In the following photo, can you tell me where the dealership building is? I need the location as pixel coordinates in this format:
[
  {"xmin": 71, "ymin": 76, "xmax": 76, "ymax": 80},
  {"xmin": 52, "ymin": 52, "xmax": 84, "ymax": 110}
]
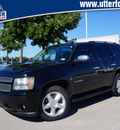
[{"xmin": 76, "ymin": 35, "xmax": 119, "ymax": 44}]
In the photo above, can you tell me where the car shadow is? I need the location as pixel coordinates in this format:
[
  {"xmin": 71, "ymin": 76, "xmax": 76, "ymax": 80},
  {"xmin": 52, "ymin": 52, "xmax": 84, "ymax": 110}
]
[
  {"xmin": 67, "ymin": 92, "xmax": 112, "ymax": 118},
  {"xmin": 7, "ymin": 92, "xmax": 113, "ymax": 122}
]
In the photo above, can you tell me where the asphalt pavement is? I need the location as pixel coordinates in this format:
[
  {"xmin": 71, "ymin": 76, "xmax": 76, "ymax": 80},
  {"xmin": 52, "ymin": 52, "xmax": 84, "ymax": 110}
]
[{"xmin": 0, "ymin": 92, "xmax": 120, "ymax": 130}]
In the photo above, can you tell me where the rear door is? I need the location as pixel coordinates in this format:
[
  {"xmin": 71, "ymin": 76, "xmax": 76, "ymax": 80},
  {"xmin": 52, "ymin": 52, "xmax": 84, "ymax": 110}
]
[{"xmin": 93, "ymin": 43, "xmax": 115, "ymax": 87}]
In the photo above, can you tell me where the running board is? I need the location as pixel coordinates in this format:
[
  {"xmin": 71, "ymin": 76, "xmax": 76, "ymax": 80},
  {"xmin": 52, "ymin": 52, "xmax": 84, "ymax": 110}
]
[{"xmin": 72, "ymin": 88, "xmax": 111, "ymax": 103}]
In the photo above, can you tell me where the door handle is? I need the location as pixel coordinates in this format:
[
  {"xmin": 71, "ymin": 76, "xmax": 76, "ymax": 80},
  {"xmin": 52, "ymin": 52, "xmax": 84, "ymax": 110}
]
[
  {"xmin": 110, "ymin": 63, "xmax": 116, "ymax": 68},
  {"xmin": 93, "ymin": 66, "xmax": 100, "ymax": 70},
  {"xmin": 111, "ymin": 63, "xmax": 116, "ymax": 67}
]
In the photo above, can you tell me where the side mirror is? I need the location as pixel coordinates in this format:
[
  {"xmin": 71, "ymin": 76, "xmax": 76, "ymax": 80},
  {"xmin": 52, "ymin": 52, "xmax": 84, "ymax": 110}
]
[{"xmin": 74, "ymin": 55, "xmax": 90, "ymax": 63}]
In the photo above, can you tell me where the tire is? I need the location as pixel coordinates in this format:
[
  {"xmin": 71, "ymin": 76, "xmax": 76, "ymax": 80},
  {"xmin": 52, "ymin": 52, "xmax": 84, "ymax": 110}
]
[
  {"xmin": 40, "ymin": 85, "xmax": 70, "ymax": 121},
  {"xmin": 112, "ymin": 73, "xmax": 120, "ymax": 96}
]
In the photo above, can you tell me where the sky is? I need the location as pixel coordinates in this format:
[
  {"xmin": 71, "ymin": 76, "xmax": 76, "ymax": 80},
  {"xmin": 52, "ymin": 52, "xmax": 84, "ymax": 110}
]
[{"xmin": 1, "ymin": 10, "xmax": 120, "ymax": 58}]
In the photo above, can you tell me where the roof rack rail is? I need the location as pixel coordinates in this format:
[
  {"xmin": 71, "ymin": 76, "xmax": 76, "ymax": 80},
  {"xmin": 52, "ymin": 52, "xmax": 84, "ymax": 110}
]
[
  {"xmin": 89, "ymin": 41, "xmax": 95, "ymax": 43},
  {"xmin": 89, "ymin": 41, "xmax": 117, "ymax": 44}
]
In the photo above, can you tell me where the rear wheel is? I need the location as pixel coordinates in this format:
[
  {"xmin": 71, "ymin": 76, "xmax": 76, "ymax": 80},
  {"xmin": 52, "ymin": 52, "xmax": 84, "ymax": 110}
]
[
  {"xmin": 112, "ymin": 73, "xmax": 120, "ymax": 96},
  {"xmin": 40, "ymin": 85, "xmax": 70, "ymax": 121}
]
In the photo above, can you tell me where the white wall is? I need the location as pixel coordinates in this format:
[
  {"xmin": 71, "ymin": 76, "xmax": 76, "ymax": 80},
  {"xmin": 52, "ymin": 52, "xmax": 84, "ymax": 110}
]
[{"xmin": 76, "ymin": 35, "xmax": 119, "ymax": 44}]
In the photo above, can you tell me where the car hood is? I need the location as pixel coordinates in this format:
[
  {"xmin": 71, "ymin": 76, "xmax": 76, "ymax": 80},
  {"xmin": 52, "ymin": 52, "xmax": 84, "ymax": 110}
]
[{"xmin": 0, "ymin": 61, "xmax": 59, "ymax": 77}]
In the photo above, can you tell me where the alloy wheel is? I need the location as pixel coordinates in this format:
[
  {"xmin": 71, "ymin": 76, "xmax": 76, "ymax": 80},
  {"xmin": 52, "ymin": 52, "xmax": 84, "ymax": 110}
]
[{"xmin": 42, "ymin": 92, "xmax": 66, "ymax": 117}]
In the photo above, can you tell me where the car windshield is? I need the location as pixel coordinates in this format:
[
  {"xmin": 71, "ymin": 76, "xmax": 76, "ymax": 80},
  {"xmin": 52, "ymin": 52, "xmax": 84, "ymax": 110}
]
[{"xmin": 32, "ymin": 44, "xmax": 74, "ymax": 62}]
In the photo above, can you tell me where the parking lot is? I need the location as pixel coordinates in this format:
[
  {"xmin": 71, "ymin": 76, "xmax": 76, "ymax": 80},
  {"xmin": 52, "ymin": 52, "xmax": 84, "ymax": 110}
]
[{"xmin": 0, "ymin": 93, "xmax": 120, "ymax": 130}]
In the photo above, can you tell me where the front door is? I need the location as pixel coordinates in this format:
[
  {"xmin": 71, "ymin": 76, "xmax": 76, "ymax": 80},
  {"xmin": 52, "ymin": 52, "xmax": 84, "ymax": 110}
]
[{"xmin": 71, "ymin": 44, "xmax": 104, "ymax": 95}]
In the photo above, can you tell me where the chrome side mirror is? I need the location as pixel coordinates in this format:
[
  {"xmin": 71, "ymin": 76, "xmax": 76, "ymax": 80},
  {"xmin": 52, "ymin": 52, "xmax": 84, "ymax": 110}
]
[{"xmin": 74, "ymin": 55, "xmax": 90, "ymax": 63}]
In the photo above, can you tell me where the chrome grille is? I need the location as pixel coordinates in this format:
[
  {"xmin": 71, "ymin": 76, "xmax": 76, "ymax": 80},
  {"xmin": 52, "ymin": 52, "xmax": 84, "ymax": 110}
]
[
  {"xmin": 0, "ymin": 84, "xmax": 11, "ymax": 92},
  {"xmin": 0, "ymin": 77, "xmax": 13, "ymax": 83},
  {"xmin": 0, "ymin": 77, "xmax": 13, "ymax": 92}
]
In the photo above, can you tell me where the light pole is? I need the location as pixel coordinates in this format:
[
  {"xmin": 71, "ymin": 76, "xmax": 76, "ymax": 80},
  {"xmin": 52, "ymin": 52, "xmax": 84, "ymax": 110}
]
[
  {"xmin": 28, "ymin": 50, "xmax": 31, "ymax": 61},
  {"xmin": 0, "ymin": 46, "xmax": 3, "ymax": 62},
  {"xmin": 0, "ymin": 27, "xmax": 3, "ymax": 62},
  {"xmin": 85, "ymin": 11, "xmax": 88, "ymax": 39},
  {"xmin": 11, "ymin": 53, "xmax": 13, "ymax": 63}
]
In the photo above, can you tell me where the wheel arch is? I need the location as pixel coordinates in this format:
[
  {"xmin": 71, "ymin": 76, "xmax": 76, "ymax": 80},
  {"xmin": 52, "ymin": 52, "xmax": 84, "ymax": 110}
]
[
  {"xmin": 40, "ymin": 78, "xmax": 72, "ymax": 96},
  {"xmin": 115, "ymin": 68, "xmax": 120, "ymax": 76},
  {"xmin": 112, "ymin": 68, "xmax": 120, "ymax": 85}
]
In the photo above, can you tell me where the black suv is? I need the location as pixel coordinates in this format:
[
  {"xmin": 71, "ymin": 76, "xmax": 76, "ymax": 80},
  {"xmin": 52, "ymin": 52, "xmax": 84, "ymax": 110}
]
[{"xmin": 0, "ymin": 41, "xmax": 120, "ymax": 121}]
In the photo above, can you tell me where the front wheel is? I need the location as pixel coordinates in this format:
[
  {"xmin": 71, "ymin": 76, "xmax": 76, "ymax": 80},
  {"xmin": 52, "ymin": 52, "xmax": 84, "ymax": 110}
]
[
  {"xmin": 112, "ymin": 73, "xmax": 120, "ymax": 96},
  {"xmin": 40, "ymin": 85, "xmax": 70, "ymax": 121}
]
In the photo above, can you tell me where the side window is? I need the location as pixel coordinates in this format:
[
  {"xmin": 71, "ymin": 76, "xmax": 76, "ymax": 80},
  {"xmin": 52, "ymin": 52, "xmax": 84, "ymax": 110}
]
[
  {"xmin": 94, "ymin": 44, "xmax": 111, "ymax": 61},
  {"xmin": 76, "ymin": 45, "xmax": 96, "ymax": 61},
  {"xmin": 109, "ymin": 44, "xmax": 120, "ymax": 58}
]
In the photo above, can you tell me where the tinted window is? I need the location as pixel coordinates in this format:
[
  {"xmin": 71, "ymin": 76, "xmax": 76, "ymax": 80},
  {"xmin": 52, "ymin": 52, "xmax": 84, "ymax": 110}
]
[
  {"xmin": 94, "ymin": 44, "xmax": 111, "ymax": 61},
  {"xmin": 33, "ymin": 44, "xmax": 74, "ymax": 62},
  {"xmin": 109, "ymin": 44, "xmax": 120, "ymax": 58},
  {"xmin": 76, "ymin": 44, "xmax": 96, "ymax": 61}
]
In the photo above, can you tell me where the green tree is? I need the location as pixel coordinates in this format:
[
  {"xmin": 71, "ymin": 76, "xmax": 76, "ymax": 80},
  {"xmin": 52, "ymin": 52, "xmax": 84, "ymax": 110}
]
[
  {"xmin": 27, "ymin": 12, "xmax": 82, "ymax": 49},
  {"xmin": 1, "ymin": 12, "xmax": 81, "ymax": 63},
  {"xmin": 0, "ymin": 27, "xmax": 18, "ymax": 64},
  {"xmin": 3, "ymin": 19, "xmax": 28, "ymax": 63}
]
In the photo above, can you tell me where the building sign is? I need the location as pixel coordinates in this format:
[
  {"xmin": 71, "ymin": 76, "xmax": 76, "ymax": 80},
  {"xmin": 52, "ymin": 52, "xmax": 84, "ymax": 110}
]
[{"xmin": 0, "ymin": 5, "xmax": 6, "ymax": 20}]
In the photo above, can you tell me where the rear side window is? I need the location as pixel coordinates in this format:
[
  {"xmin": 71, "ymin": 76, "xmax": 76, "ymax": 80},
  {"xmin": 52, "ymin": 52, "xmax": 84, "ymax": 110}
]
[
  {"xmin": 109, "ymin": 44, "xmax": 120, "ymax": 58},
  {"xmin": 94, "ymin": 44, "xmax": 111, "ymax": 61},
  {"xmin": 76, "ymin": 44, "xmax": 96, "ymax": 61}
]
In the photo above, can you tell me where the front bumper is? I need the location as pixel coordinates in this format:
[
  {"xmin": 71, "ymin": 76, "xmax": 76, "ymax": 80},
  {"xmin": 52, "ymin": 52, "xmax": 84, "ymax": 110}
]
[{"xmin": 0, "ymin": 90, "xmax": 40, "ymax": 117}]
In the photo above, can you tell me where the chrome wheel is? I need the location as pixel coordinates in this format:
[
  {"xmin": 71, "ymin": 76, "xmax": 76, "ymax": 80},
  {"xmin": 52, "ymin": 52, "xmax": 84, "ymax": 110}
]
[
  {"xmin": 116, "ymin": 78, "xmax": 120, "ymax": 93},
  {"xmin": 42, "ymin": 92, "xmax": 66, "ymax": 117}
]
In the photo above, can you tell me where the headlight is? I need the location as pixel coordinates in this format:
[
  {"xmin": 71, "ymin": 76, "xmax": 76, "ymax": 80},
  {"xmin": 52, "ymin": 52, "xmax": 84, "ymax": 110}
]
[{"xmin": 13, "ymin": 77, "xmax": 34, "ymax": 90}]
